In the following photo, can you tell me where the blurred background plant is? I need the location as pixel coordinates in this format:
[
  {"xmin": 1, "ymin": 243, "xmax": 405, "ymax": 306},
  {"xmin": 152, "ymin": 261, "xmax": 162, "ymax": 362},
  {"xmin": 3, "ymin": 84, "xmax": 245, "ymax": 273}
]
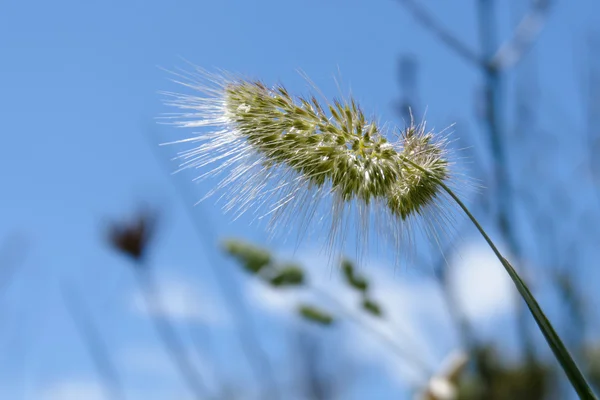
[{"xmin": 1, "ymin": 0, "xmax": 599, "ymax": 399}]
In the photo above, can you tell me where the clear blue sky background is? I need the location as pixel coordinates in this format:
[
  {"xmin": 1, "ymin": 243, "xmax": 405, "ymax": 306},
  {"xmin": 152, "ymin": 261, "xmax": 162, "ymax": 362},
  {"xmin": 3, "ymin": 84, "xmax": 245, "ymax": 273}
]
[{"xmin": 1, "ymin": 0, "xmax": 599, "ymax": 399}]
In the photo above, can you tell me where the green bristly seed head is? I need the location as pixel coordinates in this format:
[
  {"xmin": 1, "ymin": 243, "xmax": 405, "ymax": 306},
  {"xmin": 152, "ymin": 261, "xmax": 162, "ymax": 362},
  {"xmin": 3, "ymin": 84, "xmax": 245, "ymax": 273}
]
[
  {"xmin": 162, "ymin": 69, "xmax": 457, "ymax": 257},
  {"xmin": 388, "ymin": 126, "xmax": 449, "ymax": 219},
  {"xmin": 223, "ymin": 80, "xmax": 448, "ymax": 219}
]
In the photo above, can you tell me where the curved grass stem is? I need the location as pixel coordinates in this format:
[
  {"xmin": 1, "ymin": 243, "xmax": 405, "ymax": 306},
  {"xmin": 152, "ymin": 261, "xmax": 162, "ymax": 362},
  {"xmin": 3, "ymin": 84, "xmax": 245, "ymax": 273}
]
[
  {"xmin": 439, "ymin": 182, "xmax": 597, "ymax": 399},
  {"xmin": 398, "ymin": 154, "xmax": 597, "ymax": 399}
]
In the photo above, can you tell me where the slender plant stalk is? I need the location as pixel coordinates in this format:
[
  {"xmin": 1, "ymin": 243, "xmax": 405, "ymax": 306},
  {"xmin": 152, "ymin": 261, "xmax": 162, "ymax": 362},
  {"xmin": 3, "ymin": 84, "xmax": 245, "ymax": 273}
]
[
  {"xmin": 135, "ymin": 269, "xmax": 210, "ymax": 400},
  {"xmin": 443, "ymin": 182, "xmax": 596, "ymax": 399},
  {"xmin": 61, "ymin": 283, "xmax": 126, "ymax": 400},
  {"xmin": 309, "ymin": 285, "xmax": 434, "ymax": 379},
  {"xmin": 147, "ymin": 128, "xmax": 282, "ymax": 400},
  {"xmin": 0, "ymin": 233, "xmax": 28, "ymax": 299},
  {"xmin": 398, "ymin": 154, "xmax": 597, "ymax": 399},
  {"xmin": 148, "ymin": 130, "xmax": 282, "ymax": 400},
  {"xmin": 478, "ymin": 0, "xmax": 537, "ymax": 364},
  {"xmin": 427, "ymin": 224, "xmax": 480, "ymax": 353}
]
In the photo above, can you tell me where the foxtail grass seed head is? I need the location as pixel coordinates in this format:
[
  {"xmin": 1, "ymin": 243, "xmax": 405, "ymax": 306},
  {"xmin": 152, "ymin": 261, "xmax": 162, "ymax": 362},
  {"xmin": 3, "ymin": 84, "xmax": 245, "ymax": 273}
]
[{"xmin": 161, "ymin": 67, "xmax": 460, "ymax": 259}]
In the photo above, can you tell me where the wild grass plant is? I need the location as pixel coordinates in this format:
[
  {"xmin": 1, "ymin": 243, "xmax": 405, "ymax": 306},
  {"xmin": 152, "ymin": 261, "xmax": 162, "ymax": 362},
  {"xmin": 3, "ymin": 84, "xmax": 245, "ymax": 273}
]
[{"xmin": 162, "ymin": 68, "xmax": 597, "ymax": 399}]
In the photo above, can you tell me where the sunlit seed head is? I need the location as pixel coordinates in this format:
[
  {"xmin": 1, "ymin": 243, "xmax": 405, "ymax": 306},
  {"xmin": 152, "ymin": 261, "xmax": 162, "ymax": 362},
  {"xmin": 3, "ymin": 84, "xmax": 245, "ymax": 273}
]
[
  {"xmin": 161, "ymin": 67, "xmax": 458, "ymax": 259},
  {"xmin": 221, "ymin": 79, "xmax": 401, "ymax": 203},
  {"xmin": 387, "ymin": 121, "xmax": 450, "ymax": 220}
]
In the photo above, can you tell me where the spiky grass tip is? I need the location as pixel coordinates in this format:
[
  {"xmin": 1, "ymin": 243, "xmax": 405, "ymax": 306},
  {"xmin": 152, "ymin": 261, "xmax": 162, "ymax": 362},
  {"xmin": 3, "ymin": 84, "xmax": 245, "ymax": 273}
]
[{"xmin": 161, "ymin": 67, "xmax": 458, "ymax": 258}]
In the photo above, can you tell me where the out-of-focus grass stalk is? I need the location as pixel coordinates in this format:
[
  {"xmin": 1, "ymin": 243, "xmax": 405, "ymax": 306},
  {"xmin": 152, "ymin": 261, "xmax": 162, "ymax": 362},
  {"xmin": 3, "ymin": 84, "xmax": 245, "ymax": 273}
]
[
  {"xmin": 61, "ymin": 282, "xmax": 126, "ymax": 400},
  {"xmin": 308, "ymin": 284, "xmax": 434, "ymax": 379},
  {"xmin": 134, "ymin": 268, "xmax": 211, "ymax": 400}
]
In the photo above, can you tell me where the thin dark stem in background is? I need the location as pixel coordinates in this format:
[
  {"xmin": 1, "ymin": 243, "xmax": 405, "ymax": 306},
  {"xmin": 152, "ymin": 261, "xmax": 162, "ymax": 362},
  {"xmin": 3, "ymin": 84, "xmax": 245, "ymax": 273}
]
[
  {"xmin": 173, "ymin": 202, "xmax": 281, "ymax": 400},
  {"xmin": 478, "ymin": 0, "xmax": 537, "ymax": 364},
  {"xmin": 135, "ymin": 268, "xmax": 210, "ymax": 400},
  {"xmin": 432, "ymin": 243, "xmax": 478, "ymax": 355},
  {"xmin": 411, "ymin": 221, "xmax": 479, "ymax": 357},
  {"xmin": 395, "ymin": 0, "xmax": 552, "ymax": 363},
  {"xmin": 294, "ymin": 333, "xmax": 333, "ymax": 400},
  {"xmin": 187, "ymin": 324, "xmax": 230, "ymax": 397},
  {"xmin": 308, "ymin": 284, "xmax": 434, "ymax": 379},
  {"xmin": 394, "ymin": 0, "xmax": 482, "ymax": 66},
  {"xmin": 61, "ymin": 282, "xmax": 126, "ymax": 400},
  {"xmin": 0, "ymin": 233, "xmax": 28, "ymax": 298},
  {"xmin": 146, "ymin": 130, "xmax": 281, "ymax": 400},
  {"xmin": 583, "ymin": 36, "xmax": 600, "ymax": 211},
  {"xmin": 286, "ymin": 327, "xmax": 356, "ymax": 400}
]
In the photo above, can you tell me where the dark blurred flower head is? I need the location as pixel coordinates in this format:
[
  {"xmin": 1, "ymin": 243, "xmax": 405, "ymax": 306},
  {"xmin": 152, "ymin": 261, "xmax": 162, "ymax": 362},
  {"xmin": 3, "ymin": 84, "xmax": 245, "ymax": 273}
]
[{"xmin": 107, "ymin": 208, "xmax": 158, "ymax": 263}]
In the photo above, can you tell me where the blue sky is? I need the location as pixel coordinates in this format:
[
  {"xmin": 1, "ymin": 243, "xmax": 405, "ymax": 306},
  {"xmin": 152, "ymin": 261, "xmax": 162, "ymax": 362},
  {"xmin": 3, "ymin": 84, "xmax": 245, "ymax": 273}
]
[{"xmin": 1, "ymin": 0, "xmax": 599, "ymax": 399}]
